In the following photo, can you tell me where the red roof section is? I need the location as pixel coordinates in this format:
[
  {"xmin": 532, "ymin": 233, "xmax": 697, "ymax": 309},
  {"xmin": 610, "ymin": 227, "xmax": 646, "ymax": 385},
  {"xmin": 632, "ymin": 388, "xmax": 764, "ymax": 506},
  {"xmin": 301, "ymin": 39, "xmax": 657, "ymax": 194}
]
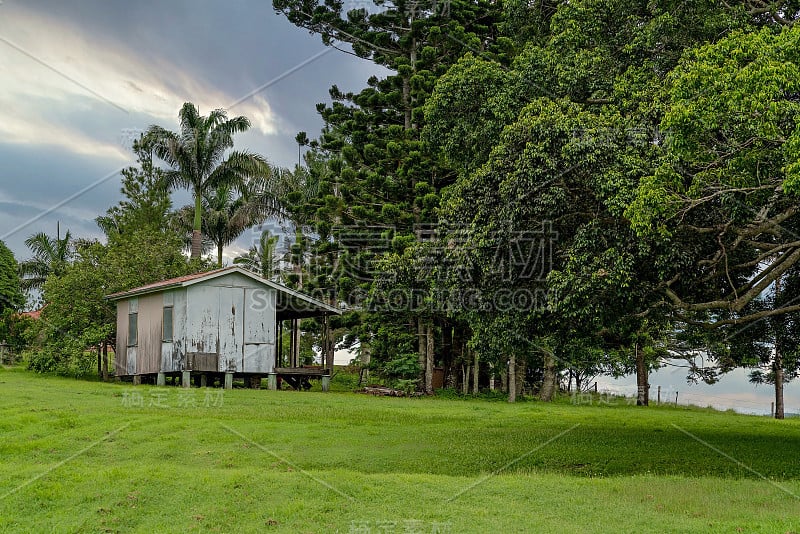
[
  {"xmin": 106, "ymin": 268, "xmax": 228, "ymax": 299},
  {"xmin": 19, "ymin": 309, "xmax": 42, "ymax": 320}
]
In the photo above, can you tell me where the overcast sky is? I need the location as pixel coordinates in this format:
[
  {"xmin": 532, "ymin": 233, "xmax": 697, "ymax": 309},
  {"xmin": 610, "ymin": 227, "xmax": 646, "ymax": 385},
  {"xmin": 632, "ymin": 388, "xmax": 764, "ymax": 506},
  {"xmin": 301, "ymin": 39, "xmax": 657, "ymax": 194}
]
[{"xmin": 0, "ymin": 0, "xmax": 382, "ymax": 262}]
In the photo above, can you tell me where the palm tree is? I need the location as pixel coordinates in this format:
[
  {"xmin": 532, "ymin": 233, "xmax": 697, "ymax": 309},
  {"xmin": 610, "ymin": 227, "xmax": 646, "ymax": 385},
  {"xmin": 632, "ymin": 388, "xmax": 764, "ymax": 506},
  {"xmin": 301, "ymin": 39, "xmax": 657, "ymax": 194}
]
[
  {"xmin": 19, "ymin": 230, "xmax": 73, "ymax": 292},
  {"xmin": 145, "ymin": 102, "xmax": 270, "ymax": 260},
  {"xmin": 176, "ymin": 185, "xmax": 256, "ymax": 268},
  {"xmin": 234, "ymin": 229, "xmax": 281, "ymax": 281}
]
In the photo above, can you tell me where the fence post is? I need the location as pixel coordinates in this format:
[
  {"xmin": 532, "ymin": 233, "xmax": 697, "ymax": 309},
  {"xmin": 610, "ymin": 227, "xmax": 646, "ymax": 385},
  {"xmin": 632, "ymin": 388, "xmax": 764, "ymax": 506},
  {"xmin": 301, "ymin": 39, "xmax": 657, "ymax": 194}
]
[
  {"xmin": 594, "ymin": 382, "xmax": 598, "ymax": 394},
  {"xmin": 675, "ymin": 391, "xmax": 679, "ymax": 405},
  {"xmin": 771, "ymin": 402, "xmax": 775, "ymax": 417},
  {"xmin": 657, "ymin": 386, "xmax": 661, "ymax": 405}
]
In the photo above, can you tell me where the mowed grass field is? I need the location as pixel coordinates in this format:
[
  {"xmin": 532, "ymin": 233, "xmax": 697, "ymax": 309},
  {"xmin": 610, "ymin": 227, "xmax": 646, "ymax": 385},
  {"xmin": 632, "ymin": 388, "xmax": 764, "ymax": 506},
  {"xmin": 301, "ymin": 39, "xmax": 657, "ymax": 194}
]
[{"xmin": 1, "ymin": 367, "xmax": 799, "ymax": 533}]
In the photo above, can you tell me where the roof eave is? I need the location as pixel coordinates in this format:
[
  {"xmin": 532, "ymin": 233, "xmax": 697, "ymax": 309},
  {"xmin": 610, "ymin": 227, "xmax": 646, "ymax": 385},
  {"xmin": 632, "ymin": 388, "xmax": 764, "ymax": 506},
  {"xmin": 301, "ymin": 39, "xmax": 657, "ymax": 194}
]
[{"xmin": 105, "ymin": 281, "xmax": 184, "ymax": 301}]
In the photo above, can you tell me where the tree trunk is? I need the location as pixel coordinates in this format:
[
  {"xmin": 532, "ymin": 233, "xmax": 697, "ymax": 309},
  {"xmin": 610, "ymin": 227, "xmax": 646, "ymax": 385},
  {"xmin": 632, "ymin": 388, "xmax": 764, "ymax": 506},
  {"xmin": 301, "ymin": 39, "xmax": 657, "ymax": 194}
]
[
  {"xmin": 462, "ymin": 365, "xmax": 469, "ymax": 395},
  {"xmin": 360, "ymin": 343, "xmax": 370, "ymax": 385},
  {"xmin": 324, "ymin": 314, "xmax": 334, "ymax": 371},
  {"xmin": 291, "ymin": 318, "xmax": 300, "ymax": 367},
  {"xmin": 774, "ymin": 274, "xmax": 785, "ymax": 419},
  {"xmin": 508, "ymin": 354, "xmax": 516, "ymax": 403},
  {"xmin": 97, "ymin": 345, "xmax": 102, "ymax": 377},
  {"xmin": 515, "ymin": 357, "xmax": 526, "ymax": 398},
  {"xmin": 217, "ymin": 243, "xmax": 224, "ymax": 268},
  {"xmin": 774, "ymin": 355, "xmax": 785, "ymax": 420},
  {"xmin": 635, "ymin": 342, "xmax": 649, "ymax": 406},
  {"xmin": 418, "ymin": 318, "xmax": 426, "ymax": 388},
  {"xmin": 425, "ymin": 322, "xmax": 434, "ymax": 394},
  {"xmin": 472, "ymin": 349, "xmax": 479, "ymax": 395},
  {"xmin": 540, "ymin": 352, "xmax": 557, "ymax": 402},
  {"xmin": 191, "ymin": 191, "xmax": 203, "ymax": 260},
  {"xmin": 102, "ymin": 341, "xmax": 109, "ymax": 381}
]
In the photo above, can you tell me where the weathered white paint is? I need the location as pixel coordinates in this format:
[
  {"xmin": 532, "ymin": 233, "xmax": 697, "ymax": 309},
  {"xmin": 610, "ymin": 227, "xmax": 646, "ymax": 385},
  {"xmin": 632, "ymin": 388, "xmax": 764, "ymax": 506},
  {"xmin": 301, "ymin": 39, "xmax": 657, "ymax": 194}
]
[
  {"xmin": 137, "ymin": 292, "xmax": 163, "ymax": 374},
  {"xmin": 109, "ymin": 267, "xmax": 339, "ymax": 376},
  {"xmin": 244, "ymin": 288, "xmax": 275, "ymax": 344},
  {"xmin": 243, "ymin": 343, "xmax": 275, "ymax": 373},
  {"xmin": 186, "ymin": 285, "xmax": 220, "ymax": 355},
  {"xmin": 243, "ymin": 287, "xmax": 276, "ymax": 372},
  {"xmin": 115, "ymin": 299, "xmax": 129, "ymax": 376},
  {"xmin": 218, "ymin": 287, "xmax": 244, "ymax": 372},
  {"xmin": 126, "ymin": 346, "xmax": 136, "ymax": 375}
]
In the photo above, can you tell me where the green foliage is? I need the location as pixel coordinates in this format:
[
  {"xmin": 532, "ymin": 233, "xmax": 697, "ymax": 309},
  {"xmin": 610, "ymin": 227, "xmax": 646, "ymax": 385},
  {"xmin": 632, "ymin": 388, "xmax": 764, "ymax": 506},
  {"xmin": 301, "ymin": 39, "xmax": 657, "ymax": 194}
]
[
  {"xmin": 0, "ymin": 310, "xmax": 35, "ymax": 354},
  {"xmin": 234, "ymin": 229, "xmax": 281, "ymax": 280},
  {"xmin": 0, "ymin": 240, "xmax": 23, "ymax": 313},
  {"xmin": 369, "ymin": 324, "xmax": 420, "ymax": 382},
  {"xmin": 272, "ymin": 0, "xmax": 800, "ymax": 393}
]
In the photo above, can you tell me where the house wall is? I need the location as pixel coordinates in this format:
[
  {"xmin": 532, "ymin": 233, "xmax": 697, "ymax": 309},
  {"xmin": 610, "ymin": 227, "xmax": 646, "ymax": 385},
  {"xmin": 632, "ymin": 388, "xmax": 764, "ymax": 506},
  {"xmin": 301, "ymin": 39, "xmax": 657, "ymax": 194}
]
[
  {"xmin": 115, "ymin": 299, "xmax": 128, "ymax": 376},
  {"xmin": 136, "ymin": 292, "xmax": 164, "ymax": 375},
  {"xmin": 243, "ymin": 286, "xmax": 276, "ymax": 373},
  {"xmin": 160, "ymin": 289, "xmax": 187, "ymax": 373},
  {"xmin": 184, "ymin": 273, "xmax": 277, "ymax": 374},
  {"xmin": 115, "ymin": 271, "xmax": 280, "ymax": 376}
]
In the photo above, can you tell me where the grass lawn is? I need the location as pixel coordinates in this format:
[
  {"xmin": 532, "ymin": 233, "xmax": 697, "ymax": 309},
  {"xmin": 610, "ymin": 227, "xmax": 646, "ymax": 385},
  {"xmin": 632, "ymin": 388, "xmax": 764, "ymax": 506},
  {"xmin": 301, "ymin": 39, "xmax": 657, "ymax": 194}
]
[{"xmin": 1, "ymin": 366, "xmax": 799, "ymax": 533}]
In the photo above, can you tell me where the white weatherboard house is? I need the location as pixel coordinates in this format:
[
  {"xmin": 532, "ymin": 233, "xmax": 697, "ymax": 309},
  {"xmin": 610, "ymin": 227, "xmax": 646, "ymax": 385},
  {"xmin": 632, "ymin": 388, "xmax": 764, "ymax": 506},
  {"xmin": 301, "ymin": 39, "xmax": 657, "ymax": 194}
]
[{"xmin": 106, "ymin": 266, "xmax": 340, "ymax": 389}]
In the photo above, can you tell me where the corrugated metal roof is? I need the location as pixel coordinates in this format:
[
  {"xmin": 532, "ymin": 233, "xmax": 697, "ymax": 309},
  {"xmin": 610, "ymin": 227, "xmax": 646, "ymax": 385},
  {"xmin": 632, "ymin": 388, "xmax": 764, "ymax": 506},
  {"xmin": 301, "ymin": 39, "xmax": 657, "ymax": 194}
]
[
  {"xmin": 104, "ymin": 266, "xmax": 341, "ymax": 315},
  {"xmin": 105, "ymin": 268, "xmax": 226, "ymax": 299}
]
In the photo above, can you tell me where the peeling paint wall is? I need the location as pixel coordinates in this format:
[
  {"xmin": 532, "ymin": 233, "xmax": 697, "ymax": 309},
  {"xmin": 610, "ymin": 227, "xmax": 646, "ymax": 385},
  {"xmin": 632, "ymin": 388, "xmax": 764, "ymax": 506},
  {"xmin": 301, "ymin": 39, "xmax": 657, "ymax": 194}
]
[
  {"xmin": 243, "ymin": 287, "xmax": 276, "ymax": 372},
  {"xmin": 126, "ymin": 298, "xmax": 137, "ymax": 376},
  {"xmin": 115, "ymin": 299, "xmax": 128, "ymax": 376},
  {"xmin": 160, "ymin": 290, "xmax": 188, "ymax": 373},
  {"xmin": 116, "ymin": 271, "xmax": 282, "ymax": 376},
  {"xmin": 136, "ymin": 292, "xmax": 164, "ymax": 375}
]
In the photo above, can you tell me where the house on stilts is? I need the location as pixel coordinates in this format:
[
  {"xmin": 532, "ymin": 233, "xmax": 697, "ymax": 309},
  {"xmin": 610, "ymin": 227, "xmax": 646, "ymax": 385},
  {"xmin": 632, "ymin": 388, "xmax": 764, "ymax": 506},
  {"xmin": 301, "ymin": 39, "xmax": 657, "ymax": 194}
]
[{"xmin": 106, "ymin": 266, "xmax": 340, "ymax": 390}]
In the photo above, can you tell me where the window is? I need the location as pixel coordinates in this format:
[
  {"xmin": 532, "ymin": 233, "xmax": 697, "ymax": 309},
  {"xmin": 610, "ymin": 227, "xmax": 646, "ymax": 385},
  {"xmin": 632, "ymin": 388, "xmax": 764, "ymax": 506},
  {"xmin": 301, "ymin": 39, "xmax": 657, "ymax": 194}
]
[
  {"xmin": 128, "ymin": 313, "xmax": 138, "ymax": 346},
  {"xmin": 162, "ymin": 306, "xmax": 173, "ymax": 342}
]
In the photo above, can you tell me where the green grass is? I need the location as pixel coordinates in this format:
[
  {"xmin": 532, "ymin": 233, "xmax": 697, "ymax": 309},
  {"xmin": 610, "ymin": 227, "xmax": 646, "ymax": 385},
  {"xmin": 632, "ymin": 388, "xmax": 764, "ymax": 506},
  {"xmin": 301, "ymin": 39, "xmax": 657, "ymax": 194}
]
[{"xmin": 1, "ymin": 366, "xmax": 799, "ymax": 533}]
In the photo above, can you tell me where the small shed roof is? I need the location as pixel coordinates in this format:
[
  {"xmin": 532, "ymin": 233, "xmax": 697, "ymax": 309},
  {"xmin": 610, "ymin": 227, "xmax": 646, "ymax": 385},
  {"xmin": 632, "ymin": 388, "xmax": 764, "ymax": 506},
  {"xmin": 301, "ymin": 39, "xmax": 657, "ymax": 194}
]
[{"xmin": 106, "ymin": 266, "xmax": 341, "ymax": 319}]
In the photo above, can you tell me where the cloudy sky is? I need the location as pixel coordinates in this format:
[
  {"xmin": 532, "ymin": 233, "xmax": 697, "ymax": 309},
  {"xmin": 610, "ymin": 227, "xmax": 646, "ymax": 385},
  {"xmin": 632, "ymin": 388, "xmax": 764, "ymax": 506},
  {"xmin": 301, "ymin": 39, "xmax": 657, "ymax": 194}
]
[{"xmin": 0, "ymin": 0, "xmax": 382, "ymax": 262}]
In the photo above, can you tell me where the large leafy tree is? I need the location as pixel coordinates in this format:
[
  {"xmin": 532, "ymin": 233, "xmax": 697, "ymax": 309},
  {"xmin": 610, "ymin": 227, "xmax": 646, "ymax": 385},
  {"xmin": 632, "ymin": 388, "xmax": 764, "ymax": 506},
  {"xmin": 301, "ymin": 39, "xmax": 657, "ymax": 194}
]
[
  {"xmin": 425, "ymin": 0, "xmax": 754, "ymax": 401},
  {"xmin": 145, "ymin": 102, "xmax": 270, "ymax": 260},
  {"xmin": 0, "ymin": 240, "xmax": 23, "ymax": 313},
  {"xmin": 627, "ymin": 26, "xmax": 800, "ymax": 417}
]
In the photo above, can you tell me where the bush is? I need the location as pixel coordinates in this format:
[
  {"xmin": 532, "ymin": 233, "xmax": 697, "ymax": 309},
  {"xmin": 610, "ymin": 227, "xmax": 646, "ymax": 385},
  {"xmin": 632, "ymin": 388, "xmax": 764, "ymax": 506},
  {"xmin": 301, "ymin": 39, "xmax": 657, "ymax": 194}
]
[
  {"xmin": 26, "ymin": 339, "xmax": 97, "ymax": 378},
  {"xmin": 0, "ymin": 310, "xmax": 37, "ymax": 360}
]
